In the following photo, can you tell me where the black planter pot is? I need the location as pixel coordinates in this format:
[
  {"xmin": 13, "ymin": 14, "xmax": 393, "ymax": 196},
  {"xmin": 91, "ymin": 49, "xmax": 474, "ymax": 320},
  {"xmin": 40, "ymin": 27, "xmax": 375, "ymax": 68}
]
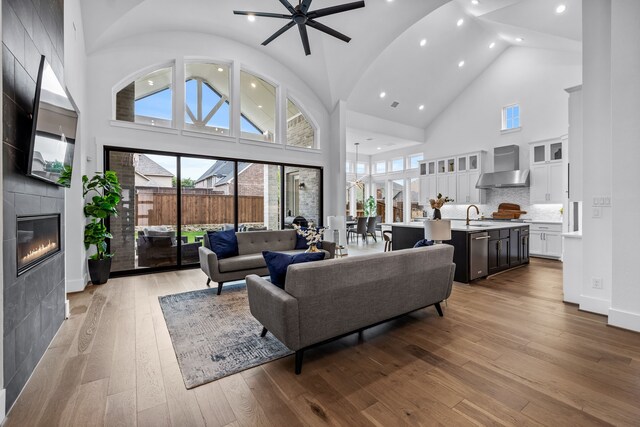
[
  {"xmin": 88, "ymin": 258, "xmax": 112, "ymax": 285},
  {"xmin": 433, "ymin": 208, "xmax": 442, "ymax": 220}
]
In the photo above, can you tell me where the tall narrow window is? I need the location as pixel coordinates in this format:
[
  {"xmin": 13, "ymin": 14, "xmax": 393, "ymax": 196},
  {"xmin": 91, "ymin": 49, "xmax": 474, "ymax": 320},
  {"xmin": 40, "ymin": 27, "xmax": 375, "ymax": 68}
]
[
  {"xmin": 185, "ymin": 63, "xmax": 230, "ymax": 135},
  {"xmin": 286, "ymin": 99, "xmax": 315, "ymax": 148},
  {"xmin": 240, "ymin": 71, "xmax": 276, "ymax": 142},
  {"xmin": 502, "ymin": 104, "xmax": 520, "ymax": 130},
  {"xmin": 115, "ymin": 67, "xmax": 174, "ymax": 127}
]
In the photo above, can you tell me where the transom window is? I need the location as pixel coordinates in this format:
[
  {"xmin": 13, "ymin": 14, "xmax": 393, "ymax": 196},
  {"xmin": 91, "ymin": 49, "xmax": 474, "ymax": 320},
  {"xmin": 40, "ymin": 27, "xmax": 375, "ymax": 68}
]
[
  {"xmin": 408, "ymin": 154, "xmax": 424, "ymax": 169},
  {"xmin": 286, "ymin": 98, "xmax": 315, "ymax": 149},
  {"xmin": 185, "ymin": 63, "xmax": 230, "ymax": 135},
  {"xmin": 240, "ymin": 71, "xmax": 276, "ymax": 142},
  {"xmin": 391, "ymin": 158, "xmax": 404, "ymax": 172},
  {"xmin": 116, "ymin": 66, "xmax": 173, "ymax": 127},
  {"xmin": 502, "ymin": 104, "xmax": 520, "ymax": 130},
  {"xmin": 374, "ymin": 161, "xmax": 386, "ymax": 174}
]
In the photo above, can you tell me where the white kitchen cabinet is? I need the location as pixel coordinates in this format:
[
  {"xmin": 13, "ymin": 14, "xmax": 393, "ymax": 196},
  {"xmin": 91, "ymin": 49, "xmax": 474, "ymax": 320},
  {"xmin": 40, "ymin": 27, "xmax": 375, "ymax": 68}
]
[
  {"xmin": 420, "ymin": 175, "xmax": 437, "ymax": 201},
  {"xmin": 530, "ymin": 139, "xmax": 566, "ymax": 204},
  {"xmin": 436, "ymin": 174, "xmax": 457, "ymax": 200},
  {"xmin": 529, "ymin": 223, "xmax": 562, "ymax": 259},
  {"xmin": 456, "ymin": 171, "xmax": 483, "ymax": 204}
]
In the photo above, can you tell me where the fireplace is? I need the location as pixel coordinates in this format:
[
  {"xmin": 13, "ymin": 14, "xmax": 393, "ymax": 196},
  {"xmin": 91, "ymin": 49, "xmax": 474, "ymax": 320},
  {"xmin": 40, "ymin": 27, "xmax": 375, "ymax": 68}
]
[{"xmin": 17, "ymin": 214, "xmax": 61, "ymax": 275}]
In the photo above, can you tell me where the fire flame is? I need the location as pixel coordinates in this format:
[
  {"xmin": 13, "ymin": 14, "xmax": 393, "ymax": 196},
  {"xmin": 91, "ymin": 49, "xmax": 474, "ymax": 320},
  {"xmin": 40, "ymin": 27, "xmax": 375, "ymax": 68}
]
[{"xmin": 21, "ymin": 240, "xmax": 58, "ymax": 264}]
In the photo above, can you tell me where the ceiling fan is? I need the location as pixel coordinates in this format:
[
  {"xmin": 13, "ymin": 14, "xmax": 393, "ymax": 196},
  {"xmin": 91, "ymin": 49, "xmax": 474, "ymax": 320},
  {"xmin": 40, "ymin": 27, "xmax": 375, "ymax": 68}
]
[{"xmin": 234, "ymin": 0, "xmax": 366, "ymax": 56}]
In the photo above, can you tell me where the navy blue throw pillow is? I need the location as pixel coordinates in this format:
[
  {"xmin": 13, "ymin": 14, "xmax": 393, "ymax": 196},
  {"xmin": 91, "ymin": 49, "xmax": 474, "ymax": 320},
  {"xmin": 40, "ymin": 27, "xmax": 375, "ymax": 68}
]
[
  {"xmin": 208, "ymin": 229, "xmax": 239, "ymax": 259},
  {"xmin": 262, "ymin": 251, "xmax": 325, "ymax": 288},
  {"xmin": 413, "ymin": 239, "xmax": 434, "ymax": 248}
]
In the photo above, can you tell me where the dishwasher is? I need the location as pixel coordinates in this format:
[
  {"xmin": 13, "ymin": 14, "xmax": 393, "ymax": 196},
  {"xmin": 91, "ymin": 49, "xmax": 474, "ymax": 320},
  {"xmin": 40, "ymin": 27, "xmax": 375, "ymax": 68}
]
[{"xmin": 470, "ymin": 232, "xmax": 489, "ymax": 280}]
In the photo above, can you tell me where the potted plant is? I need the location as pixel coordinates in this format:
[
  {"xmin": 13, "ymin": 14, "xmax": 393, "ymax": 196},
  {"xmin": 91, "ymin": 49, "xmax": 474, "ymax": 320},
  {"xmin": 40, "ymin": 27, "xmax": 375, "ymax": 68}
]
[
  {"xmin": 364, "ymin": 195, "xmax": 377, "ymax": 217},
  {"xmin": 83, "ymin": 171, "xmax": 122, "ymax": 285},
  {"xmin": 429, "ymin": 193, "xmax": 454, "ymax": 220}
]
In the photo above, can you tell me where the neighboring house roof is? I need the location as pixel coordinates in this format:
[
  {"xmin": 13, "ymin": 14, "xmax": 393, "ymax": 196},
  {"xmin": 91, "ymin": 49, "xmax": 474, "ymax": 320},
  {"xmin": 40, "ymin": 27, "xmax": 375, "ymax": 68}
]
[
  {"xmin": 136, "ymin": 154, "xmax": 174, "ymax": 177},
  {"xmin": 195, "ymin": 161, "xmax": 252, "ymax": 186}
]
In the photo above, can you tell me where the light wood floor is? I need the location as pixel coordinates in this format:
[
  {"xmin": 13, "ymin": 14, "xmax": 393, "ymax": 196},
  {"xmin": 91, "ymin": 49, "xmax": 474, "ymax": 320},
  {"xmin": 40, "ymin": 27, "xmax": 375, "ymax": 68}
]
[{"xmin": 5, "ymin": 258, "xmax": 640, "ymax": 426}]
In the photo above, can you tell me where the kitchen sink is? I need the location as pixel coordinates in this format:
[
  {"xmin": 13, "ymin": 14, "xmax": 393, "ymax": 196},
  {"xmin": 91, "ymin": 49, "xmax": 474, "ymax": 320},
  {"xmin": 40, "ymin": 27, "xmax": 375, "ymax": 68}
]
[{"xmin": 469, "ymin": 224, "xmax": 491, "ymax": 228}]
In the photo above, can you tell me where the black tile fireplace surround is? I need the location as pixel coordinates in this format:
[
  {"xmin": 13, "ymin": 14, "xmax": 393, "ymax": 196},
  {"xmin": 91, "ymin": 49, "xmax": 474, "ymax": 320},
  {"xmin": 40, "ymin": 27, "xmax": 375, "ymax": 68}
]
[{"xmin": 16, "ymin": 214, "xmax": 61, "ymax": 276}]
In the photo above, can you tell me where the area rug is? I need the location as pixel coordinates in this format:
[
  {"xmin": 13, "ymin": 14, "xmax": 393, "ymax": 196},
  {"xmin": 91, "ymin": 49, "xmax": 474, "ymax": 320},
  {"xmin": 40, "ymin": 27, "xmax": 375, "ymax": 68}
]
[{"xmin": 158, "ymin": 284, "xmax": 292, "ymax": 389}]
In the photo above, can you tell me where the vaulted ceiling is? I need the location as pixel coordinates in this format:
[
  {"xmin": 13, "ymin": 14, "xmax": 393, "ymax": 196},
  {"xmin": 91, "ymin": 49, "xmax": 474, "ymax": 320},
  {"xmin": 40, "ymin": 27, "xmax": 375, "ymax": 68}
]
[{"xmin": 80, "ymin": 0, "xmax": 581, "ymax": 153}]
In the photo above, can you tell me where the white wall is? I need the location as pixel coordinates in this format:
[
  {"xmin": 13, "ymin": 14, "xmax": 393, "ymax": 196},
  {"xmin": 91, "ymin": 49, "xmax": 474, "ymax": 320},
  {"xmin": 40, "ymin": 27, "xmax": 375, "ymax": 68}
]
[
  {"xmin": 423, "ymin": 46, "xmax": 581, "ymax": 171},
  {"xmin": 580, "ymin": 0, "xmax": 613, "ymax": 315},
  {"xmin": 609, "ymin": 0, "xmax": 640, "ymax": 331},
  {"xmin": 64, "ymin": 0, "xmax": 89, "ymax": 293}
]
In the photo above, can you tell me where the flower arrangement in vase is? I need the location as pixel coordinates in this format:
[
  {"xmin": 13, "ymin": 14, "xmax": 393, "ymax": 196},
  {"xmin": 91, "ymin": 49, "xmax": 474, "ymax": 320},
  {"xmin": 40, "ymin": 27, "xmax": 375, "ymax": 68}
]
[
  {"xmin": 293, "ymin": 224, "xmax": 325, "ymax": 252},
  {"xmin": 429, "ymin": 193, "xmax": 454, "ymax": 220}
]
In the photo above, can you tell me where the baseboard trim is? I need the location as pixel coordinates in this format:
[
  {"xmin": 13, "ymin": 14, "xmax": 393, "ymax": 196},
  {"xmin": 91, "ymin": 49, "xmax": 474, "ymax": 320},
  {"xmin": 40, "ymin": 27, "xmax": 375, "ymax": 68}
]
[
  {"xmin": 608, "ymin": 308, "xmax": 640, "ymax": 333},
  {"xmin": 579, "ymin": 295, "xmax": 610, "ymax": 315},
  {"xmin": 66, "ymin": 276, "xmax": 88, "ymax": 293}
]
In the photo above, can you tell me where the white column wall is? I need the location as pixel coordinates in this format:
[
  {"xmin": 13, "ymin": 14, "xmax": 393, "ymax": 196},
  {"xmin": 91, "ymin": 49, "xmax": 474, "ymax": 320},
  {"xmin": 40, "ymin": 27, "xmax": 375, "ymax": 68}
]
[
  {"xmin": 609, "ymin": 0, "xmax": 640, "ymax": 331},
  {"xmin": 580, "ymin": 0, "xmax": 613, "ymax": 315}
]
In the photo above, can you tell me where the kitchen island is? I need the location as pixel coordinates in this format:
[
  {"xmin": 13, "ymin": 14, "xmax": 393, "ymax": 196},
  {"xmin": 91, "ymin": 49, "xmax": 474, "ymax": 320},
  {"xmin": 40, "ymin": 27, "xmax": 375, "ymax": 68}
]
[{"xmin": 392, "ymin": 220, "xmax": 530, "ymax": 283}]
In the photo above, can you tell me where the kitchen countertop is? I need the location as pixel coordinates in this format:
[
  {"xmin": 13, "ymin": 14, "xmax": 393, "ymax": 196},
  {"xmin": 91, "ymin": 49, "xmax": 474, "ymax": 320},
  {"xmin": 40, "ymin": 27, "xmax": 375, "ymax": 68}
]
[
  {"xmin": 562, "ymin": 231, "xmax": 582, "ymax": 239},
  {"xmin": 393, "ymin": 220, "xmax": 530, "ymax": 232}
]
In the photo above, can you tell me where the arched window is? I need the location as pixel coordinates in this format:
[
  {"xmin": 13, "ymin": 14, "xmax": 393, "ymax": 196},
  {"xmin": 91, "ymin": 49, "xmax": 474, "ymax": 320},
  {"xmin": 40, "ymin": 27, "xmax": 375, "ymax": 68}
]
[
  {"xmin": 240, "ymin": 70, "xmax": 276, "ymax": 143},
  {"xmin": 286, "ymin": 98, "xmax": 315, "ymax": 149},
  {"xmin": 115, "ymin": 66, "xmax": 173, "ymax": 127},
  {"xmin": 185, "ymin": 63, "xmax": 230, "ymax": 135}
]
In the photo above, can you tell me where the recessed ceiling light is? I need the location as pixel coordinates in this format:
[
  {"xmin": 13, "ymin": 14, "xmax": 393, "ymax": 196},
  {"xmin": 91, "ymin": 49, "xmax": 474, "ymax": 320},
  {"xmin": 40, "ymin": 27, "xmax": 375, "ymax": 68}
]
[
  {"xmin": 148, "ymin": 80, "xmax": 154, "ymax": 86},
  {"xmin": 258, "ymin": 105, "xmax": 262, "ymax": 109},
  {"xmin": 471, "ymin": 0, "xmax": 479, "ymax": 4},
  {"xmin": 458, "ymin": 60, "xmax": 465, "ymax": 68},
  {"xmin": 555, "ymin": 4, "xmax": 567, "ymax": 14},
  {"xmin": 419, "ymin": 38, "xmax": 427, "ymax": 47},
  {"xmin": 379, "ymin": 91, "xmax": 386, "ymax": 99},
  {"xmin": 251, "ymin": 82, "xmax": 257, "ymax": 88},
  {"xmin": 386, "ymin": 0, "xmax": 393, "ymax": 2},
  {"xmin": 377, "ymin": 147, "xmax": 382, "ymax": 150},
  {"xmin": 489, "ymin": 42, "xmax": 496, "ymax": 49},
  {"xmin": 217, "ymin": 67, "xmax": 224, "ymax": 72},
  {"xmin": 247, "ymin": 14, "xmax": 256, "ymax": 22},
  {"xmin": 419, "ymin": 105, "xmax": 425, "ymax": 110},
  {"xmin": 457, "ymin": 18, "xmax": 464, "ymax": 27},
  {"xmin": 515, "ymin": 37, "xmax": 524, "ymax": 42}
]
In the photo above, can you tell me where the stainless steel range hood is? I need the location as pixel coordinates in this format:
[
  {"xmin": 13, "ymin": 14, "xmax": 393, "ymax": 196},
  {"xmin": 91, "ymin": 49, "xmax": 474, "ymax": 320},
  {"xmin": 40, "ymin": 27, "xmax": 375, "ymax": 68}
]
[{"xmin": 476, "ymin": 145, "xmax": 530, "ymax": 189}]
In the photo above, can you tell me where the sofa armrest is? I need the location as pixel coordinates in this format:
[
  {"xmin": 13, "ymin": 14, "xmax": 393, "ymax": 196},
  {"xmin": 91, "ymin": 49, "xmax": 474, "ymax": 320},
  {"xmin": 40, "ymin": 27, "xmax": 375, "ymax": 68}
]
[
  {"xmin": 321, "ymin": 240, "xmax": 336, "ymax": 259},
  {"xmin": 246, "ymin": 275, "xmax": 300, "ymax": 350},
  {"xmin": 199, "ymin": 246, "xmax": 219, "ymax": 280}
]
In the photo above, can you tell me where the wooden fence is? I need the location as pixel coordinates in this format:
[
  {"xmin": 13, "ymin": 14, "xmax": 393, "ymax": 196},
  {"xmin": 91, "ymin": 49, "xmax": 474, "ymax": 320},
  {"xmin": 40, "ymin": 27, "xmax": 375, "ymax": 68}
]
[{"xmin": 136, "ymin": 193, "xmax": 264, "ymax": 226}]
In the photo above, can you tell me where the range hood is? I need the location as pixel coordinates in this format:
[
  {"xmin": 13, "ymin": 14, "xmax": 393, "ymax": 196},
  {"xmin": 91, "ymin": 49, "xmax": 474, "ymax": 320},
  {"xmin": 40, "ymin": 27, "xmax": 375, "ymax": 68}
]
[{"xmin": 476, "ymin": 145, "xmax": 530, "ymax": 189}]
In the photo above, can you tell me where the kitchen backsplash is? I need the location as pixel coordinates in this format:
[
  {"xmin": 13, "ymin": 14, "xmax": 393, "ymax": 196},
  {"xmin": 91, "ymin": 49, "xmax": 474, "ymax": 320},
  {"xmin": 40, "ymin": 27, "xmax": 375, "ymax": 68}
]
[{"xmin": 436, "ymin": 187, "xmax": 564, "ymax": 222}]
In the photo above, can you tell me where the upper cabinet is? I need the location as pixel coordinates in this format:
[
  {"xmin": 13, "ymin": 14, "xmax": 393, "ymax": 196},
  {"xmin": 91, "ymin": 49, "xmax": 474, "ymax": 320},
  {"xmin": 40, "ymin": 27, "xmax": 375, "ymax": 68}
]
[
  {"xmin": 420, "ymin": 151, "xmax": 485, "ymax": 204},
  {"xmin": 529, "ymin": 138, "xmax": 567, "ymax": 204}
]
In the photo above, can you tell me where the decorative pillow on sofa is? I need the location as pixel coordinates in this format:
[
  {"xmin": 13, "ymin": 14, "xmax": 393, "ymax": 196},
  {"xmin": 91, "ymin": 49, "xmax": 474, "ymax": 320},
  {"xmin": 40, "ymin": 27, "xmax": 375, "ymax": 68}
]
[
  {"xmin": 262, "ymin": 251, "xmax": 325, "ymax": 288},
  {"xmin": 413, "ymin": 239, "xmax": 435, "ymax": 248},
  {"xmin": 207, "ymin": 229, "xmax": 239, "ymax": 259}
]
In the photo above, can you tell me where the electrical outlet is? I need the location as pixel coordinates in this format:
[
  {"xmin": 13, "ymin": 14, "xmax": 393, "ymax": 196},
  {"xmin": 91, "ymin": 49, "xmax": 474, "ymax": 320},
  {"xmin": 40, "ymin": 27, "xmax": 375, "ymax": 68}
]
[
  {"xmin": 592, "ymin": 277, "xmax": 603, "ymax": 289},
  {"xmin": 593, "ymin": 207, "xmax": 602, "ymax": 218}
]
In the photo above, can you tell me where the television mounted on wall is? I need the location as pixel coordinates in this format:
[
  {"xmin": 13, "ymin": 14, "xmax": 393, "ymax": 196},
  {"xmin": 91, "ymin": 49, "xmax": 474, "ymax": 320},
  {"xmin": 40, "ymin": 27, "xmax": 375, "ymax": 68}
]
[{"xmin": 27, "ymin": 55, "xmax": 78, "ymax": 187}]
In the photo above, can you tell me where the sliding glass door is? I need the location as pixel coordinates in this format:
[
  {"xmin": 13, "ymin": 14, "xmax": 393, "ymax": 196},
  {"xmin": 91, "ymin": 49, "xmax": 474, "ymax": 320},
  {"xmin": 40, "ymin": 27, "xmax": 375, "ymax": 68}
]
[{"xmin": 106, "ymin": 147, "xmax": 322, "ymax": 275}]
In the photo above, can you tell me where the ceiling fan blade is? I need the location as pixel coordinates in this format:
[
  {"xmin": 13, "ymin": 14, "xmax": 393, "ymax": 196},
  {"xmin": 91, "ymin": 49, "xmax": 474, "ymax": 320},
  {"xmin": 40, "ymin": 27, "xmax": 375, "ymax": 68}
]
[
  {"xmin": 298, "ymin": 24, "xmax": 311, "ymax": 56},
  {"xmin": 301, "ymin": 0, "xmax": 313, "ymax": 13},
  {"xmin": 307, "ymin": 1, "xmax": 365, "ymax": 19},
  {"xmin": 262, "ymin": 21, "xmax": 296, "ymax": 46},
  {"xmin": 278, "ymin": 0, "xmax": 297, "ymax": 14},
  {"xmin": 307, "ymin": 19, "xmax": 351, "ymax": 43},
  {"xmin": 233, "ymin": 11, "xmax": 292, "ymax": 19}
]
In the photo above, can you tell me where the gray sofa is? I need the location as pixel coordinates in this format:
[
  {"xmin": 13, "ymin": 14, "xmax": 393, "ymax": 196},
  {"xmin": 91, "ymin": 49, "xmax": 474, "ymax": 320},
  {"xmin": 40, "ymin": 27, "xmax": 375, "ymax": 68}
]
[
  {"xmin": 246, "ymin": 244, "xmax": 455, "ymax": 373},
  {"xmin": 199, "ymin": 229, "xmax": 336, "ymax": 295}
]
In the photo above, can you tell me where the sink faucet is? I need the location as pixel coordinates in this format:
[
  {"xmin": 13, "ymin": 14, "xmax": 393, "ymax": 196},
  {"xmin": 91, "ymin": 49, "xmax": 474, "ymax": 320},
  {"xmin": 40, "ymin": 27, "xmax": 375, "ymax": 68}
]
[{"xmin": 466, "ymin": 204, "xmax": 480, "ymax": 226}]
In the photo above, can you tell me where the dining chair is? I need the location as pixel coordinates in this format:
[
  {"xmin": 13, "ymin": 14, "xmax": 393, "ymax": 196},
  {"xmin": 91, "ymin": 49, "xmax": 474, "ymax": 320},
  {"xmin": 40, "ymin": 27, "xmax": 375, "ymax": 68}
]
[
  {"xmin": 347, "ymin": 217, "xmax": 367, "ymax": 243},
  {"xmin": 366, "ymin": 217, "xmax": 378, "ymax": 243},
  {"xmin": 382, "ymin": 230, "xmax": 392, "ymax": 252}
]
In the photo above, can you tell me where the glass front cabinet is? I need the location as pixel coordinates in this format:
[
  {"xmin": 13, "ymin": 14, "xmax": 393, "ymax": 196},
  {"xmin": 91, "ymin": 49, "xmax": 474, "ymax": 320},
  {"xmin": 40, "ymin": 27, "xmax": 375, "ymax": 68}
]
[{"xmin": 420, "ymin": 151, "xmax": 485, "ymax": 205}]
